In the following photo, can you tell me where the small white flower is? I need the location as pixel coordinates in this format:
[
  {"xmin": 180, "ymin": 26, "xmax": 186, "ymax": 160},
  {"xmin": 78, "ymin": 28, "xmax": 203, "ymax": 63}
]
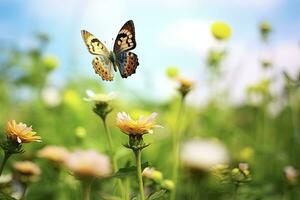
[
  {"xmin": 83, "ymin": 90, "xmax": 116, "ymax": 103},
  {"xmin": 41, "ymin": 87, "xmax": 61, "ymax": 107},
  {"xmin": 181, "ymin": 139, "xmax": 229, "ymax": 171}
]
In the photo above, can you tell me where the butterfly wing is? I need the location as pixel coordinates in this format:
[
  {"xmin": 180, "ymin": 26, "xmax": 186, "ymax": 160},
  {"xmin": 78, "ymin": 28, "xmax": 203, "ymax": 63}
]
[
  {"xmin": 81, "ymin": 30, "xmax": 110, "ymax": 56},
  {"xmin": 116, "ymin": 52, "xmax": 139, "ymax": 78},
  {"xmin": 113, "ymin": 20, "xmax": 136, "ymax": 54},
  {"xmin": 92, "ymin": 56, "xmax": 114, "ymax": 81}
]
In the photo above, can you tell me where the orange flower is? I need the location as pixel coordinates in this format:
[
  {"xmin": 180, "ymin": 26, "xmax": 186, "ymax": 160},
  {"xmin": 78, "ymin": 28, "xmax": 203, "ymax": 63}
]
[
  {"xmin": 5, "ymin": 120, "xmax": 41, "ymax": 143},
  {"xmin": 13, "ymin": 161, "xmax": 41, "ymax": 176},
  {"xmin": 37, "ymin": 145, "xmax": 69, "ymax": 163},
  {"xmin": 116, "ymin": 112, "xmax": 162, "ymax": 135}
]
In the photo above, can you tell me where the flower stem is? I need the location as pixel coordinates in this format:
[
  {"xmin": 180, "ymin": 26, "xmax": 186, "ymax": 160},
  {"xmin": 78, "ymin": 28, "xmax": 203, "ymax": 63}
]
[
  {"xmin": 124, "ymin": 177, "xmax": 131, "ymax": 200},
  {"xmin": 171, "ymin": 96, "xmax": 185, "ymax": 200},
  {"xmin": 0, "ymin": 153, "xmax": 10, "ymax": 177},
  {"xmin": 134, "ymin": 149, "xmax": 145, "ymax": 200},
  {"xmin": 101, "ymin": 117, "xmax": 125, "ymax": 197},
  {"xmin": 233, "ymin": 184, "xmax": 239, "ymax": 200},
  {"xmin": 82, "ymin": 179, "xmax": 92, "ymax": 200}
]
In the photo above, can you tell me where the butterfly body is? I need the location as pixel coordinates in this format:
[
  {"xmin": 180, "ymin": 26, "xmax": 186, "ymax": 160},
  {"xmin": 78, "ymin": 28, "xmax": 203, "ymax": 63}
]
[{"xmin": 81, "ymin": 20, "xmax": 139, "ymax": 81}]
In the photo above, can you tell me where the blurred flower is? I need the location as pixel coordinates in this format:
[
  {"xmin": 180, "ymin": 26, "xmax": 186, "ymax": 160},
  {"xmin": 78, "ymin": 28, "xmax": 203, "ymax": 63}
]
[
  {"xmin": 142, "ymin": 167, "xmax": 163, "ymax": 183},
  {"xmin": 84, "ymin": 90, "xmax": 115, "ymax": 103},
  {"xmin": 161, "ymin": 179, "xmax": 174, "ymax": 191},
  {"xmin": 116, "ymin": 112, "xmax": 162, "ymax": 136},
  {"xmin": 231, "ymin": 163, "xmax": 251, "ymax": 183},
  {"xmin": 211, "ymin": 21, "xmax": 232, "ymax": 41},
  {"xmin": 176, "ymin": 77, "xmax": 195, "ymax": 98},
  {"xmin": 0, "ymin": 174, "xmax": 12, "ymax": 185},
  {"xmin": 37, "ymin": 145, "xmax": 69, "ymax": 163},
  {"xmin": 166, "ymin": 66, "xmax": 179, "ymax": 78},
  {"xmin": 238, "ymin": 147, "xmax": 254, "ymax": 161},
  {"xmin": 5, "ymin": 120, "xmax": 41, "ymax": 144},
  {"xmin": 247, "ymin": 79, "xmax": 271, "ymax": 105},
  {"xmin": 85, "ymin": 90, "xmax": 115, "ymax": 120},
  {"xmin": 42, "ymin": 55, "xmax": 59, "ymax": 71},
  {"xmin": 283, "ymin": 70, "xmax": 300, "ymax": 88},
  {"xmin": 75, "ymin": 126, "xmax": 87, "ymax": 139},
  {"xmin": 206, "ymin": 49, "xmax": 226, "ymax": 69},
  {"xmin": 284, "ymin": 166, "xmax": 299, "ymax": 184},
  {"xmin": 259, "ymin": 21, "xmax": 272, "ymax": 41},
  {"xmin": 181, "ymin": 139, "xmax": 229, "ymax": 171},
  {"xmin": 63, "ymin": 90, "xmax": 82, "ymax": 109},
  {"xmin": 41, "ymin": 87, "xmax": 61, "ymax": 107},
  {"xmin": 261, "ymin": 60, "xmax": 272, "ymax": 69},
  {"xmin": 238, "ymin": 163, "xmax": 249, "ymax": 174},
  {"xmin": 64, "ymin": 150, "xmax": 111, "ymax": 178},
  {"xmin": 13, "ymin": 161, "xmax": 41, "ymax": 177},
  {"xmin": 211, "ymin": 164, "xmax": 230, "ymax": 183}
]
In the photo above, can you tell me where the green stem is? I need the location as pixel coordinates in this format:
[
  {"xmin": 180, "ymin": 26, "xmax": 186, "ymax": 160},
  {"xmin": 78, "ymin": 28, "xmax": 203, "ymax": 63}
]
[
  {"xmin": 171, "ymin": 96, "xmax": 185, "ymax": 200},
  {"xmin": 124, "ymin": 177, "xmax": 131, "ymax": 200},
  {"xmin": 101, "ymin": 117, "xmax": 125, "ymax": 198},
  {"xmin": 0, "ymin": 153, "xmax": 10, "ymax": 177},
  {"xmin": 82, "ymin": 179, "xmax": 92, "ymax": 200},
  {"xmin": 20, "ymin": 184, "xmax": 28, "ymax": 200},
  {"xmin": 233, "ymin": 184, "xmax": 239, "ymax": 200},
  {"xmin": 134, "ymin": 149, "xmax": 145, "ymax": 200}
]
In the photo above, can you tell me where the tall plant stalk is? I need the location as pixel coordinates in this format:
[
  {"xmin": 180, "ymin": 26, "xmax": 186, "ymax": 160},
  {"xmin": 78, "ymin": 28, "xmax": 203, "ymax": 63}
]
[
  {"xmin": 100, "ymin": 117, "xmax": 125, "ymax": 198},
  {"xmin": 134, "ymin": 149, "xmax": 145, "ymax": 200},
  {"xmin": 0, "ymin": 153, "xmax": 10, "ymax": 176},
  {"xmin": 171, "ymin": 96, "xmax": 185, "ymax": 200}
]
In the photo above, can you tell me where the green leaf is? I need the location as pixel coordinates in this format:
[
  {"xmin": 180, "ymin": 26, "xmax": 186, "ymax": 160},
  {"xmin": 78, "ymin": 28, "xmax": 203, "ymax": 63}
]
[
  {"xmin": 147, "ymin": 190, "xmax": 167, "ymax": 200},
  {"xmin": 109, "ymin": 162, "xmax": 149, "ymax": 179},
  {"xmin": 0, "ymin": 192, "xmax": 17, "ymax": 200}
]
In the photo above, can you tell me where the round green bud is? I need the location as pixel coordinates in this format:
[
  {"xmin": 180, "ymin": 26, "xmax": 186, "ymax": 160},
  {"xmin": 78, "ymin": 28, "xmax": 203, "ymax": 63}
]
[
  {"xmin": 162, "ymin": 179, "xmax": 175, "ymax": 191},
  {"xmin": 43, "ymin": 55, "xmax": 59, "ymax": 71},
  {"xmin": 152, "ymin": 170, "xmax": 163, "ymax": 182},
  {"xmin": 75, "ymin": 126, "xmax": 87, "ymax": 139}
]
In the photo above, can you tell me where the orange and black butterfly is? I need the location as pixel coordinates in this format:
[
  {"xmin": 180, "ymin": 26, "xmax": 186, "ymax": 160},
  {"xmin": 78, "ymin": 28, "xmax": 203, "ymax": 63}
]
[{"xmin": 81, "ymin": 20, "xmax": 139, "ymax": 81}]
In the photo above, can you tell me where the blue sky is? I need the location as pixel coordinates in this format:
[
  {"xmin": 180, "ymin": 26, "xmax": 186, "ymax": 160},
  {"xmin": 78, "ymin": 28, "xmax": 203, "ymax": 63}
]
[{"xmin": 1, "ymin": 0, "xmax": 300, "ymax": 104}]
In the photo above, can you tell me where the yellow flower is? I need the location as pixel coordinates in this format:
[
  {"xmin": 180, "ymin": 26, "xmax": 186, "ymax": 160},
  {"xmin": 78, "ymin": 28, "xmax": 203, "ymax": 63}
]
[
  {"xmin": 5, "ymin": 120, "xmax": 41, "ymax": 143},
  {"xmin": 239, "ymin": 147, "xmax": 254, "ymax": 161},
  {"xmin": 83, "ymin": 90, "xmax": 116, "ymax": 103},
  {"xmin": 176, "ymin": 77, "xmax": 194, "ymax": 89},
  {"xmin": 64, "ymin": 150, "xmax": 111, "ymax": 178},
  {"xmin": 13, "ymin": 161, "xmax": 41, "ymax": 176},
  {"xmin": 166, "ymin": 66, "xmax": 179, "ymax": 78},
  {"xmin": 211, "ymin": 21, "xmax": 232, "ymax": 41},
  {"xmin": 176, "ymin": 77, "xmax": 195, "ymax": 97},
  {"xmin": 37, "ymin": 145, "xmax": 69, "ymax": 163},
  {"xmin": 116, "ymin": 112, "xmax": 162, "ymax": 135}
]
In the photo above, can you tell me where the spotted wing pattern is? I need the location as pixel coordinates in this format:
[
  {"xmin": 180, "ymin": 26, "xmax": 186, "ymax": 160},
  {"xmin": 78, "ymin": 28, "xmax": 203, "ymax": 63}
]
[
  {"xmin": 81, "ymin": 30, "xmax": 110, "ymax": 56},
  {"xmin": 117, "ymin": 52, "xmax": 139, "ymax": 78},
  {"xmin": 113, "ymin": 20, "xmax": 136, "ymax": 54},
  {"xmin": 92, "ymin": 56, "xmax": 114, "ymax": 81}
]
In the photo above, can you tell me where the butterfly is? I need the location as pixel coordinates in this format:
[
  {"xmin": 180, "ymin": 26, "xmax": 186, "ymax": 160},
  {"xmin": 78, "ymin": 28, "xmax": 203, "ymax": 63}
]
[{"xmin": 81, "ymin": 20, "xmax": 139, "ymax": 81}]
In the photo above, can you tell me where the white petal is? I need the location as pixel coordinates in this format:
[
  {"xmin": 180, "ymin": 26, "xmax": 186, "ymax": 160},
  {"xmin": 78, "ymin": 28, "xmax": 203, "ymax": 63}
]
[
  {"xmin": 146, "ymin": 112, "xmax": 158, "ymax": 123},
  {"xmin": 86, "ymin": 90, "xmax": 95, "ymax": 98}
]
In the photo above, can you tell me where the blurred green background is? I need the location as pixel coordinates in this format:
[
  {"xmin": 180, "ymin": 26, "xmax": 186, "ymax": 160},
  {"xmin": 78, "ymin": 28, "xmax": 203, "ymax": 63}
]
[{"xmin": 1, "ymin": 0, "xmax": 300, "ymax": 199}]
